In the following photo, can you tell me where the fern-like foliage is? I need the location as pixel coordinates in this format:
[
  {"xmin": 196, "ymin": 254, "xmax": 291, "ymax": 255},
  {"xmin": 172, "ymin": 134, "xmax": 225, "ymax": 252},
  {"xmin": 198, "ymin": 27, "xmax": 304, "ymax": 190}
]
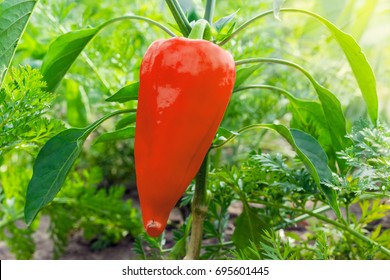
[
  {"xmin": 337, "ymin": 121, "xmax": 390, "ymax": 194},
  {"xmin": 0, "ymin": 66, "xmax": 64, "ymax": 158}
]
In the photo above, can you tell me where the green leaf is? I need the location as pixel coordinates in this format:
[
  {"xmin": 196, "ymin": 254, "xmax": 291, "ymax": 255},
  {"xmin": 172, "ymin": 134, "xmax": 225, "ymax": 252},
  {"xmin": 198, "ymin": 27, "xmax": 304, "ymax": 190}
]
[
  {"xmin": 94, "ymin": 126, "xmax": 135, "ymax": 144},
  {"xmin": 25, "ymin": 128, "xmax": 88, "ymax": 225},
  {"xmin": 105, "ymin": 82, "xmax": 139, "ymax": 103},
  {"xmin": 286, "ymin": 9, "xmax": 378, "ymax": 124},
  {"xmin": 214, "ymin": 11, "xmax": 237, "ymax": 32},
  {"xmin": 234, "ymin": 64, "xmax": 262, "ymax": 89},
  {"xmin": 273, "ymin": 0, "xmax": 285, "ymax": 20},
  {"xmin": 213, "ymin": 127, "xmax": 238, "ymax": 146},
  {"xmin": 115, "ymin": 113, "xmax": 136, "ymax": 130},
  {"xmin": 40, "ymin": 27, "xmax": 99, "ymax": 92},
  {"xmin": 232, "ymin": 202, "xmax": 269, "ymax": 250},
  {"xmin": 24, "ymin": 109, "xmax": 134, "ymax": 224},
  {"xmin": 0, "ymin": 0, "xmax": 38, "ymax": 87},
  {"xmin": 290, "ymin": 129, "xmax": 339, "ymax": 215}
]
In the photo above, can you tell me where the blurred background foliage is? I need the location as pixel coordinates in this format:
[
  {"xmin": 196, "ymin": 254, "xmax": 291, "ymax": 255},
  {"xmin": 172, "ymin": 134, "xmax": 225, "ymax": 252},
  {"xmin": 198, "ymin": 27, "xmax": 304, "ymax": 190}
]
[{"xmin": 1, "ymin": 0, "xmax": 389, "ymax": 259}]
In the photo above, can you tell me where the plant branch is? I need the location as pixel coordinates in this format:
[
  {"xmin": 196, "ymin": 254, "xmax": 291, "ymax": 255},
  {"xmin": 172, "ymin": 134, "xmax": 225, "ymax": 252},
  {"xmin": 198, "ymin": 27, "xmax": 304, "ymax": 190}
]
[
  {"xmin": 184, "ymin": 153, "xmax": 210, "ymax": 259},
  {"xmin": 165, "ymin": 0, "xmax": 192, "ymax": 36},
  {"xmin": 204, "ymin": 0, "xmax": 216, "ymax": 24}
]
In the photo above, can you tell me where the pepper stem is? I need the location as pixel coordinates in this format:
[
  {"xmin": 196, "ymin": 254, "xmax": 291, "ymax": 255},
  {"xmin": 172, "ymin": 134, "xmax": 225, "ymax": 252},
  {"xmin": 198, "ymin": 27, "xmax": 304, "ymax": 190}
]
[
  {"xmin": 184, "ymin": 153, "xmax": 210, "ymax": 259},
  {"xmin": 188, "ymin": 19, "xmax": 212, "ymax": 40}
]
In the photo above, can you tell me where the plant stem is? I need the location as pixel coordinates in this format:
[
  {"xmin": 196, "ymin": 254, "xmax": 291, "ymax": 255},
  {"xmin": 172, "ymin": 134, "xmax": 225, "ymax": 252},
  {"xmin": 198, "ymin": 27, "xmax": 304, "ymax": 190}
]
[
  {"xmin": 188, "ymin": 19, "xmax": 211, "ymax": 40},
  {"xmin": 184, "ymin": 153, "xmax": 210, "ymax": 259},
  {"xmin": 204, "ymin": 0, "xmax": 216, "ymax": 24},
  {"xmin": 255, "ymin": 200, "xmax": 390, "ymax": 257},
  {"xmin": 165, "ymin": 0, "xmax": 192, "ymax": 37}
]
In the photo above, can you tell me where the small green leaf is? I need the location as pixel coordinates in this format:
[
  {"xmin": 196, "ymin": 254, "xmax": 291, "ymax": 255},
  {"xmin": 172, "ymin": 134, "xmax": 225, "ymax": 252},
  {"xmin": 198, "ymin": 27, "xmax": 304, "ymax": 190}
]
[
  {"xmin": 234, "ymin": 64, "xmax": 262, "ymax": 89},
  {"xmin": 273, "ymin": 0, "xmax": 285, "ymax": 20},
  {"xmin": 232, "ymin": 202, "xmax": 269, "ymax": 250},
  {"xmin": 213, "ymin": 127, "xmax": 238, "ymax": 146},
  {"xmin": 106, "ymin": 82, "xmax": 139, "ymax": 103},
  {"xmin": 94, "ymin": 126, "xmax": 135, "ymax": 144},
  {"xmin": 0, "ymin": 0, "xmax": 38, "ymax": 87},
  {"xmin": 41, "ymin": 27, "xmax": 99, "ymax": 92},
  {"xmin": 24, "ymin": 110, "xmax": 134, "ymax": 224},
  {"xmin": 214, "ymin": 11, "xmax": 237, "ymax": 32},
  {"xmin": 115, "ymin": 113, "xmax": 136, "ymax": 130}
]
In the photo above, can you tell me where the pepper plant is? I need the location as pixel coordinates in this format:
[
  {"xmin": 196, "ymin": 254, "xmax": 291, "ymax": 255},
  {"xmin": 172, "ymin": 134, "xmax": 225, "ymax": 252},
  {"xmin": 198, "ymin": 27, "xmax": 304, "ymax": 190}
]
[{"xmin": 1, "ymin": 0, "xmax": 389, "ymax": 259}]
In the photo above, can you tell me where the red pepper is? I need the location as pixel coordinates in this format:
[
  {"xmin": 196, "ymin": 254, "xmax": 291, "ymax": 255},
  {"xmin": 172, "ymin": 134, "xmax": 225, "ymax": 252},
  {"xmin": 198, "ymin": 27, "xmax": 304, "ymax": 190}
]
[{"xmin": 134, "ymin": 37, "xmax": 236, "ymax": 237}]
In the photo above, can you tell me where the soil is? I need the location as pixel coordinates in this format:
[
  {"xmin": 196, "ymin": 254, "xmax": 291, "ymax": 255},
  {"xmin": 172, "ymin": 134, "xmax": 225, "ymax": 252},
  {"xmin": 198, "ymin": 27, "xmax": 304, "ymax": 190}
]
[{"xmin": 1, "ymin": 201, "xmax": 389, "ymax": 260}]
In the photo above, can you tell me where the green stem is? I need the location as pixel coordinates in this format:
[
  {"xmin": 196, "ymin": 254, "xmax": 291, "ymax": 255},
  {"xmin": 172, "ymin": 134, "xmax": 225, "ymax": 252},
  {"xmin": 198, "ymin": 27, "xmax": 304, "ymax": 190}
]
[
  {"xmin": 218, "ymin": 10, "xmax": 273, "ymax": 46},
  {"xmin": 255, "ymin": 200, "xmax": 390, "ymax": 257},
  {"xmin": 188, "ymin": 19, "xmax": 211, "ymax": 40},
  {"xmin": 165, "ymin": 0, "xmax": 192, "ymax": 37},
  {"xmin": 99, "ymin": 15, "xmax": 177, "ymax": 37},
  {"xmin": 184, "ymin": 153, "xmax": 210, "ymax": 259},
  {"xmin": 204, "ymin": 0, "xmax": 216, "ymax": 24},
  {"xmin": 235, "ymin": 57, "xmax": 316, "ymax": 85}
]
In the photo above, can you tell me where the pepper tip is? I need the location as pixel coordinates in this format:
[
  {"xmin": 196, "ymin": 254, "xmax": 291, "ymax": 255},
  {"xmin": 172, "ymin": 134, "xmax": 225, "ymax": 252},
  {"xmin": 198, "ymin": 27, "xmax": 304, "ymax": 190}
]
[{"xmin": 145, "ymin": 220, "xmax": 163, "ymax": 237}]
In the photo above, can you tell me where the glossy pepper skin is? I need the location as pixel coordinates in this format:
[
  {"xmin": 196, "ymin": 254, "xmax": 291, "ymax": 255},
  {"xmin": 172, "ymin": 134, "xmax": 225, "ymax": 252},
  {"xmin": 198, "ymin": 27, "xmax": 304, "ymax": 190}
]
[{"xmin": 135, "ymin": 37, "xmax": 236, "ymax": 237}]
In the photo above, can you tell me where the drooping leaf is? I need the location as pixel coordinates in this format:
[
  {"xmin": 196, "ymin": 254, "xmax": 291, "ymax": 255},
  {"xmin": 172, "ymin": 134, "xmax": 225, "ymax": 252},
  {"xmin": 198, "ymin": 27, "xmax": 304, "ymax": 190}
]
[
  {"xmin": 0, "ymin": 0, "xmax": 38, "ymax": 87},
  {"xmin": 24, "ymin": 110, "xmax": 134, "ymax": 224},
  {"xmin": 94, "ymin": 126, "xmax": 135, "ymax": 144},
  {"xmin": 285, "ymin": 9, "xmax": 378, "ymax": 124},
  {"xmin": 290, "ymin": 129, "xmax": 339, "ymax": 215},
  {"xmin": 25, "ymin": 128, "xmax": 89, "ymax": 224},
  {"xmin": 311, "ymin": 82, "xmax": 348, "ymax": 155},
  {"xmin": 40, "ymin": 27, "xmax": 99, "ymax": 92},
  {"xmin": 105, "ymin": 82, "xmax": 139, "ymax": 103},
  {"xmin": 232, "ymin": 202, "xmax": 269, "ymax": 250}
]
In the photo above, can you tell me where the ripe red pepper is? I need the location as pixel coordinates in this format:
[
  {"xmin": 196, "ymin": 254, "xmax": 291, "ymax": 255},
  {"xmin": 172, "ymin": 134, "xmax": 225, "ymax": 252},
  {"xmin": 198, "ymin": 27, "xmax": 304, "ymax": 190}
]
[{"xmin": 134, "ymin": 37, "xmax": 236, "ymax": 237}]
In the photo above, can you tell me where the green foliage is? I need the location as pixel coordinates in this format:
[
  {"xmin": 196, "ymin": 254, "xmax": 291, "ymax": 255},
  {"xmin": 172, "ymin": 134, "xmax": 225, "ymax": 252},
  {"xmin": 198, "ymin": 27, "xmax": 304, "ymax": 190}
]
[
  {"xmin": 0, "ymin": 0, "xmax": 38, "ymax": 86},
  {"xmin": 0, "ymin": 66, "xmax": 64, "ymax": 158},
  {"xmin": 1, "ymin": 0, "xmax": 389, "ymax": 261}
]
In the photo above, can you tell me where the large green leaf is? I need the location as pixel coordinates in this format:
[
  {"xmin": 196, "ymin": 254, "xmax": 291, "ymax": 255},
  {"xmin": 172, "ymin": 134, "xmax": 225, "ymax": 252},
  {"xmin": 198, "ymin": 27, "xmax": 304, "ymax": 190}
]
[
  {"xmin": 94, "ymin": 126, "xmax": 135, "ymax": 144},
  {"xmin": 0, "ymin": 0, "xmax": 38, "ymax": 87},
  {"xmin": 24, "ymin": 109, "xmax": 134, "ymax": 224},
  {"xmin": 212, "ymin": 124, "xmax": 341, "ymax": 217},
  {"xmin": 105, "ymin": 82, "xmax": 139, "ymax": 103},
  {"xmin": 284, "ymin": 8, "xmax": 378, "ymax": 124},
  {"xmin": 40, "ymin": 27, "xmax": 99, "ymax": 92}
]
